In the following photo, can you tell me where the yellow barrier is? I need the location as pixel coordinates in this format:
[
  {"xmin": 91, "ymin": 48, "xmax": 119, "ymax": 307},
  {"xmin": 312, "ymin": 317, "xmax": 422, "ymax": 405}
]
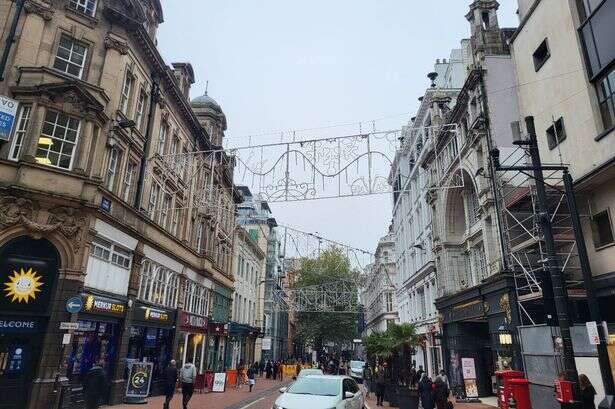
[{"xmin": 281, "ymin": 364, "xmax": 313, "ymax": 377}]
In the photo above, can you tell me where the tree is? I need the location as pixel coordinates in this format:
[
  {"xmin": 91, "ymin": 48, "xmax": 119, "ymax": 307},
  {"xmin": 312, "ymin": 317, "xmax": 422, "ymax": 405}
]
[{"xmin": 293, "ymin": 247, "xmax": 360, "ymax": 355}]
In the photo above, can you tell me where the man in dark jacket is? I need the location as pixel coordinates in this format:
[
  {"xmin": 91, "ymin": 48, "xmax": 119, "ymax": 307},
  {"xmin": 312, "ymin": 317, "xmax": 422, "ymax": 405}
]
[
  {"xmin": 163, "ymin": 360, "xmax": 178, "ymax": 409},
  {"xmin": 83, "ymin": 359, "xmax": 108, "ymax": 409}
]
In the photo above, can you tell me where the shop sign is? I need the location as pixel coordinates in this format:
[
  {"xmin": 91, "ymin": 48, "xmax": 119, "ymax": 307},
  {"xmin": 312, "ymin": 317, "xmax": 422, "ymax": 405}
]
[
  {"xmin": 262, "ymin": 337, "xmax": 272, "ymax": 351},
  {"xmin": 133, "ymin": 304, "xmax": 173, "ymax": 324},
  {"xmin": 125, "ymin": 361, "xmax": 154, "ymax": 398},
  {"xmin": 83, "ymin": 294, "xmax": 126, "ymax": 317},
  {"xmin": 208, "ymin": 322, "xmax": 227, "ymax": 334},
  {"xmin": 59, "ymin": 322, "xmax": 79, "ymax": 330},
  {"xmin": 212, "ymin": 372, "xmax": 226, "ymax": 392},
  {"xmin": 0, "ymin": 318, "xmax": 38, "ymax": 333},
  {"xmin": 461, "ymin": 357, "xmax": 478, "ymax": 398},
  {"xmin": 180, "ymin": 311, "xmax": 208, "ymax": 332},
  {"xmin": 586, "ymin": 321, "xmax": 600, "ymax": 345},
  {"xmin": 0, "ymin": 95, "xmax": 18, "ymax": 141},
  {"xmin": 446, "ymin": 300, "xmax": 485, "ymax": 323},
  {"xmin": 0, "ymin": 256, "xmax": 57, "ymax": 313}
]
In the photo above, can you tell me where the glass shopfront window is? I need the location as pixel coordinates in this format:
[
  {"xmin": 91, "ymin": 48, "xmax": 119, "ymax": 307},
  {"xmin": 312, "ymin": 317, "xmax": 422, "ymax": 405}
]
[
  {"xmin": 67, "ymin": 320, "xmax": 119, "ymax": 384},
  {"xmin": 127, "ymin": 326, "xmax": 174, "ymax": 385}
]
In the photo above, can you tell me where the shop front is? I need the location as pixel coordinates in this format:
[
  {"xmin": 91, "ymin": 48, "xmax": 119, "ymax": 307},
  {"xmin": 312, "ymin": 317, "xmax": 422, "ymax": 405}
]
[
  {"xmin": 226, "ymin": 322, "xmax": 259, "ymax": 369},
  {"xmin": 66, "ymin": 293, "xmax": 126, "ymax": 403},
  {"xmin": 0, "ymin": 237, "xmax": 60, "ymax": 409},
  {"xmin": 127, "ymin": 303, "xmax": 176, "ymax": 394},
  {"xmin": 176, "ymin": 311, "xmax": 208, "ymax": 373},
  {"xmin": 206, "ymin": 321, "xmax": 228, "ymax": 372},
  {"xmin": 437, "ymin": 275, "xmax": 521, "ymax": 398}
]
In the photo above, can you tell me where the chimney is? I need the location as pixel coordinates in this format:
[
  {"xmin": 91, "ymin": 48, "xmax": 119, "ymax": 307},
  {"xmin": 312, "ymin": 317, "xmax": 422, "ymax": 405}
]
[{"xmin": 171, "ymin": 62, "xmax": 195, "ymax": 99}]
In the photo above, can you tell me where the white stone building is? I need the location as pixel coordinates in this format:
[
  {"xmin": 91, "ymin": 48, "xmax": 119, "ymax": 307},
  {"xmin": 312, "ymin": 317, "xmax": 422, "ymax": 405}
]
[
  {"xmin": 389, "ymin": 44, "xmax": 471, "ymax": 378},
  {"xmin": 362, "ymin": 230, "xmax": 398, "ymax": 335}
]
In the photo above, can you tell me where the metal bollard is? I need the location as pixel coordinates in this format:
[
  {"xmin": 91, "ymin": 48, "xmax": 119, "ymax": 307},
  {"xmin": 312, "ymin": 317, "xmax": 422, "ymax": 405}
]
[{"xmin": 508, "ymin": 395, "xmax": 517, "ymax": 409}]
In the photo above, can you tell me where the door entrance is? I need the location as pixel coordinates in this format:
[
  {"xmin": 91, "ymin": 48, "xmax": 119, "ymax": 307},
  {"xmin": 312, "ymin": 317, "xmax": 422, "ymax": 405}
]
[{"xmin": 0, "ymin": 324, "xmax": 45, "ymax": 409}]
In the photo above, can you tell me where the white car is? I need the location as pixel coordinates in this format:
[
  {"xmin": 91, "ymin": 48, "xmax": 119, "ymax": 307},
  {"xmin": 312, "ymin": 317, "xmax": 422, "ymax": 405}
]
[
  {"xmin": 297, "ymin": 368, "xmax": 324, "ymax": 378},
  {"xmin": 348, "ymin": 361, "xmax": 365, "ymax": 382},
  {"xmin": 274, "ymin": 375, "xmax": 365, "ymax": 409}
]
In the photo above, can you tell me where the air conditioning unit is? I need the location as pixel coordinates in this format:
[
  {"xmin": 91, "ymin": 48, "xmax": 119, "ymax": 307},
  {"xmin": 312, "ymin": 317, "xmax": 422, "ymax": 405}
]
[{"xmin": 510, "ymin": 121, "xmax": 524, "ymax": 144}]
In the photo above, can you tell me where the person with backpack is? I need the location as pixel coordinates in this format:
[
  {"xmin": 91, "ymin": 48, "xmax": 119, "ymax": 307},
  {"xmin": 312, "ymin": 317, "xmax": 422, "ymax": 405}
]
[
  {"xmin": 162, "ymin": 360, "xmax": 178, "ymax": 409},
  {"xmin": 83, "ymin": 359, "xmax": 108, "ymax": 409},
  {"xmin": 180, "ymin": 361, "xmax": 197, "ymax": 409}
]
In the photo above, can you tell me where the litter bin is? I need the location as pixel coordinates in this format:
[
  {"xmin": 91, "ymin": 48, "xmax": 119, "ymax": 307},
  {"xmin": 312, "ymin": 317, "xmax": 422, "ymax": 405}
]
[{"xmin": 226, "ymin": 369, "xmax": 238, "ymax": 387}]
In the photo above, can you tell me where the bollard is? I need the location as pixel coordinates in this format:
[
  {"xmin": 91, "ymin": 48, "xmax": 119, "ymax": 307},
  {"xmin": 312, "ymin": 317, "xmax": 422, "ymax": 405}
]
[{"xmin": 508, "ymin": 395, "xmax": 517, "ymax": 409}]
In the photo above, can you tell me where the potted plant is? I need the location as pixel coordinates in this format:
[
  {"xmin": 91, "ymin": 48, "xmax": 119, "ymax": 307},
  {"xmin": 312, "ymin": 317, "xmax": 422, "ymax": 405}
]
[{"xmin": 389, "ymin": 323, "xmax": 420, "ymax": 409}]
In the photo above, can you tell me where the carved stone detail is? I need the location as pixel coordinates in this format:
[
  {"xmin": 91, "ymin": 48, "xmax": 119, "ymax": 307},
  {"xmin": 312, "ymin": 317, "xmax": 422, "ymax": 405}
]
[
  {"xmin": 104, "ymin": 34, "xmax": 129, "ymax": 55},
  {"xmin": 499, "ymin": 293, "xmax": 512, "ymax": 323},
  {"xmin": 24, "ymin": 0, "xmax": 54, "ymax": 21},
  {"xmin": 0, "ymin": 195, "xmax": 87, "ymax": 254}
]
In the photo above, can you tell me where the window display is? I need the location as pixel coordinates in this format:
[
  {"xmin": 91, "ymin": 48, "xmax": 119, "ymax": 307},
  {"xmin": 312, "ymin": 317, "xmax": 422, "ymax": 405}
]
[{"xmin": 66, "ymin": 320, "xmax": 119, "ymax": 383}]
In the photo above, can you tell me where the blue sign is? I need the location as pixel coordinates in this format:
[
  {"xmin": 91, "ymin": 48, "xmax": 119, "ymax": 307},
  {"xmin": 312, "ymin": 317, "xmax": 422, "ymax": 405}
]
[
  {"xmin": 66, "ymin": 296, "xmax": 83, "ymax": 314},
  {"xmin": 101, "ymin": 197, "xmax": 112, "ymax": 212},
  {"xmin": 0, "ymin": 95, "xmax": 18, "ymax": 142}
]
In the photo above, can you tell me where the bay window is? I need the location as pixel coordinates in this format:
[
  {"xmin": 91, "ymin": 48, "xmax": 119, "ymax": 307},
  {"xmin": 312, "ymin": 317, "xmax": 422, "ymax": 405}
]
[{"xmin": 36, "ymin": 109, "xmax": 81, "ymax": 170}]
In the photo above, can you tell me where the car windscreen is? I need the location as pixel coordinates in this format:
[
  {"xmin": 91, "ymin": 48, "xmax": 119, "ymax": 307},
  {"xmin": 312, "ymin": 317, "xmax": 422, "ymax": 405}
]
[
  {"xmin": 287, "ymin": 377, "xmax": 339, "ymax": 396},
  {"xmin": 349, "ymin": 361, "xmax": 365, "ymax": 369}
]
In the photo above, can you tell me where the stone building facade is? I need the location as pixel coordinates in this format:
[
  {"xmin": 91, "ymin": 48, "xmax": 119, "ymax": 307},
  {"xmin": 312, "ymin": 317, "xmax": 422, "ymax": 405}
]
[
  {"xmin": 419, "ymin": 0, "xmax": 523, "ymax": 397},
  {"xmin": 389, "ymin": 45, "xmax": 470, "ymax": 379},
  {"xmin": 0, "ymin": 1, "xmax": 237, "ymax": 409},
  {"xmin": 361, "ymin": 230, "xmax": 398, "ymax": 335}
]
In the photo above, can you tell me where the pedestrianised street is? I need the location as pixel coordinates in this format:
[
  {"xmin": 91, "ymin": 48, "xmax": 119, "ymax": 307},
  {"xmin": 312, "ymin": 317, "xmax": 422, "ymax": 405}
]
[{"xmin": 0, "ymin": 1, "xmax": 614, "ymax": 409}]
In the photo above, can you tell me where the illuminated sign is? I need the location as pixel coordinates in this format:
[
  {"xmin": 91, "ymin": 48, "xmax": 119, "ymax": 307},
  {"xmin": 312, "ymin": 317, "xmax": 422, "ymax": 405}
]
[
  {"xmin": 83, "ymin": 294, "xmax": 126, "ymax": 316},
  {"xmin": 3, "ymin": 268, "xmax": 43, "ymax": 304}
]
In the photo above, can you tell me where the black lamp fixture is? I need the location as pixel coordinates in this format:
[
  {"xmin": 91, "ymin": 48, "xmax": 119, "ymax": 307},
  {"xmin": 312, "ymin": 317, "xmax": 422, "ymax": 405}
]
[
  {"xmin": 427, "ymin": 72, "xmax": 439, "ymax": 87},
  {"xmin": 498, "ymin": 325, "xmax": 513, "ymax": 346}
]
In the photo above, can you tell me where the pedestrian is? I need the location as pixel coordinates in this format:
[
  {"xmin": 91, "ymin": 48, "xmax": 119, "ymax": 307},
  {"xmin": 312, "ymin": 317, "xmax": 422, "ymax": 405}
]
[
  {"xmin": 83, "ymin": 359, "xmax": 108, "ymax": 409},
  {"xmin": 375, "ymin": 364, "xmax": 386, "ymax": 407},
  {"xmin": 437, "ymin": 369, "xmax": 449, "ymax": 389},
  {"xmin": 433, "ymin": 376, "xmax": 450, "ymax": 409},
  {"xmin": 247, "ymin": 365, "xmax": 256, "ymax": 392},
  {"xmin": 265, "ymin": 360, "xmax": 272, "ymax": 379},
  {"xmin": 363, "ymin": 364, "xmax": 373, "ymax": 399},
  {"xmin": 180, "ymin": 361, "xmax": 197, "ymax": 409},
  {"xmin": 163, "ymin": 360, "xmax": 178, "ymax": 409},
  {"xmin": 419, "ymin": 374, "xmax": 435, "ymax": 409},
  {"xmin": 278, "ymin": 361, "xmax": 284, "ymax": 381},
  {"xmin": 296, "ymin": 362, "xmax": 301, "ymax": 377},
  {"xmin": 409, "ymin": 364, "xmax": 417, "ymax": 387},
  {"xmin": 272, "ymin": 361, "xmax": 279, "ymax": 380},
  {"xmin": 579, "ymin": 374, "xmax": 597, "ymax": 409},
  {"xmin": 259, "ymin": 360, "xmax": 265, "ymax": 378},
  {"xmin": 416, "ymin": 365, "xmax": 425, "ymax": 384}
]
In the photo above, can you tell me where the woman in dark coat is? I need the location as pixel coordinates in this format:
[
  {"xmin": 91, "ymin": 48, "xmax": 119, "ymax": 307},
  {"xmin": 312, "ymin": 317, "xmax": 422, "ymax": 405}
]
[
  {"xmin": 419, "ymin": 374, "xmax": 435, "ymax": 409},
  {"xmin": 433, "ymin": 377, "xmax": 450, "ymax": 409},
  {"xmin": 265, "ymin": 360, "xmax": 272, "ymax": 379}
]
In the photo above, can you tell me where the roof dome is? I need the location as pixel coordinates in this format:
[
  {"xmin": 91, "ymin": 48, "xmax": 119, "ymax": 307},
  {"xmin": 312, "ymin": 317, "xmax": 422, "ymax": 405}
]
[{"xmin": 191, "ymin": 92, "xmax": 222, "ymax": 113}]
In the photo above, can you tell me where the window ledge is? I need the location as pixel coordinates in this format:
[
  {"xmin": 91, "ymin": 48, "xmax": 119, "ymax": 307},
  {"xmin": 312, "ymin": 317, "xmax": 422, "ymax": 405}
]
[
  {"xmin": 594, "ymin": 125, "xmax": 615, "ymax": 142},
  {"xmin": 594, "ymin": 241, "xmax": 615, "ymax": 252},
  {"xmin": 65, "ymin": 6, "xmax": 99, "ymax": 28}
]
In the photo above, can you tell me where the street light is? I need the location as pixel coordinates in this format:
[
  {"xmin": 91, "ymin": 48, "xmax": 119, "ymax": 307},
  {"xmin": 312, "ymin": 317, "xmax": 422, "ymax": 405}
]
[{"xmin": 498, "ymin": 326, "xmax": 513, "ymax": 346}]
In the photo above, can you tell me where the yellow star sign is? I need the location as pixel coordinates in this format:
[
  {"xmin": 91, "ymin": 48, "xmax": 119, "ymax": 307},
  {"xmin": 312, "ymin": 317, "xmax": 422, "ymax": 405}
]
[{"xmin": 4, "ymin": 267, "xmax": 44, "ymax": 303}]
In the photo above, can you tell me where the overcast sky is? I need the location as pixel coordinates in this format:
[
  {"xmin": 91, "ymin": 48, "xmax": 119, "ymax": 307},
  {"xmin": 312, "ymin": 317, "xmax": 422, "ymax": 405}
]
[{"xmin": 157, "ymin": 0, "xmax": 518, "ymax": 256}]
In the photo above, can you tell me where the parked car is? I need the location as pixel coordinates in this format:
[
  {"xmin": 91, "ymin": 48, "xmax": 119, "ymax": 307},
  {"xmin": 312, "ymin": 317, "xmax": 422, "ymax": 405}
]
[
  {"xmin": 297, "ymin": 368, "xmax": 324, "ymax": 379},
  {"xmin": 274, "ymin": 375, "xmax": 365, "ymax": 409},
  {"xmin": 348, "ymin": 360, "xmax": 365, "ymax": 383}
]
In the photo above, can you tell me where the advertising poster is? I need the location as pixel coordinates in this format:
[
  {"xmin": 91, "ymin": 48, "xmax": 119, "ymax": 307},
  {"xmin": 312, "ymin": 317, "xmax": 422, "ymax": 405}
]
[
  {"xmin": 125, "ymin": 362, "xmax": 153, "ymax": 398},
  {"xmin": 0, "ymin": 95, "xmax": 18, "ymax": 141},
  {"xmin": 262, "ymin": 337, "xmax": 272, "ymax": 350},
  {"xmin": 461, "ymin": 357, "xmax": 478, "ymax": 398},
  {"xmin": 212, "ymin": 372, "xmax": 226, "ymax": 392}
]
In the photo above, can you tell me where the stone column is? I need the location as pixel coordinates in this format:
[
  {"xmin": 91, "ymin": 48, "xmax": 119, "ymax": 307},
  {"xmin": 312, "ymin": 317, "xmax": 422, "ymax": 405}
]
[
  {"xmin": 22, "ymin": 103, "xmax": 45, "ymax": 163},
  {"xmin": 72, "ymin": 119, "xmax": 93, "ymax": 174}
]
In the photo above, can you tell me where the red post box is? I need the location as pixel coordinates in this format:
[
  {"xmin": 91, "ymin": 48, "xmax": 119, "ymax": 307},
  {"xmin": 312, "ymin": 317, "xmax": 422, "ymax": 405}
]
[
  {"xmin": 496, "ymin": 370, "xmax": 525, "ymax": 409},
  {"xmin": 509, "ymin": 378, "xmax": 532, "ymax": 409},
  {"xmin": 555, "ymin": 379, "xmax": 575, "ymax": 403}
]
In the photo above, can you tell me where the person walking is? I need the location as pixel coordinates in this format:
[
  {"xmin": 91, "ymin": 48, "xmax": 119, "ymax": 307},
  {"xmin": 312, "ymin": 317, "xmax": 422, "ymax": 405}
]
[
  {"xmin": 375, "ymin": 364, "xmax": 386, "ymax": 407},
  {"xmin": 163, "ymin": 360, "xmax": 178, "ymax": 409},
  {"xmin": 419, "ymin": 374, "xmax": 435, "ymax": 409},
  {"xmin": 433, "ymin": 376, "xmax": 450, "ymax": 409},
  {"xmin": 247, "ymin": 365, "xmax": 256, "ymax": 392},
  {"xmin": 265, "ymin": 360, "xmax": 272, "ymax": 379},
  {"xmin": 272, "ymin": 361, "xmax": 279, "ymax": 380},
  {"xmin": 179, "ymin": 361, "xmax": 197, "ymax": 409},
  {"xmin": 363, "ymin": 364, "xmax": 373, "ymax": 399},
  {"xmin": 83, "ymin": 359, "xmax": 108, "ymax": 409},
  {"xmin": 579, "ymin": 374, "xmax": 597, "ymax": 409},
  {"xmin": 437, "ymin": 369, "xmax": 449, "ymax": 389},
  {"xmin": 278, "ymin": 361, "xmax": 284, "ymax": 381}
]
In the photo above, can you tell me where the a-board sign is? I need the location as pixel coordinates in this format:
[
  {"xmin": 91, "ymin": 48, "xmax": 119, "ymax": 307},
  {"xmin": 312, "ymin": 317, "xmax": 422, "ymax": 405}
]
[
  {"xmin": 125, "ymin": 362, "xmax": 153, "ymax": 398},
  {"xmin": 212, "ymin": 372, "xmax": 226, "ymax": 392}
]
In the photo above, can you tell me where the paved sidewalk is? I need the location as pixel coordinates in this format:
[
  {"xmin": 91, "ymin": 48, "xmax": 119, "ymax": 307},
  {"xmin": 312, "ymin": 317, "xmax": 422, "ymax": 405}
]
[
  {"xmin": 111, "ymin": 377, "xmax": 289, "ymax": 409},
  {"xmin": 364, "ymin": 392, "xmax": 498, "ymax": 408}
]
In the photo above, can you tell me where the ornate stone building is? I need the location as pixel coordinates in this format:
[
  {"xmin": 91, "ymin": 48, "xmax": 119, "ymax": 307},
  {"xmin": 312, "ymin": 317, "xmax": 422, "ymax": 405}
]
[
  {"xmin": 0, "ymin": 1, "xmax": 237, "ymax": 409},
  {"xmin": 420, "ymin": 0, "xmax": 522, "ymax": 398}
]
